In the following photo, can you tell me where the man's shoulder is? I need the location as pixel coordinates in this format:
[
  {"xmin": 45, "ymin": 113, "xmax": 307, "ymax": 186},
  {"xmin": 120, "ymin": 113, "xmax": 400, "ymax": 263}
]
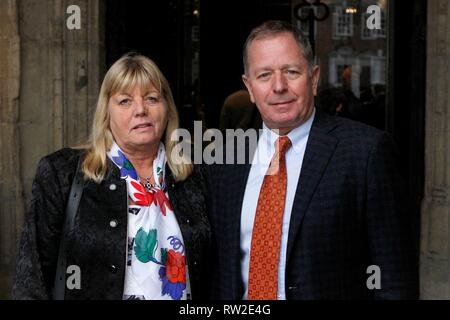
[{"xmin": 317, "ymin": 113, "xmax": 386, "ymax": 146}]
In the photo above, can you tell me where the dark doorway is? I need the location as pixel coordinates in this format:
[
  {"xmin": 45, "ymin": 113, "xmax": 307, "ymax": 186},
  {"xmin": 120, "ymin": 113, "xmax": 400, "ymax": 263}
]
[
  {"xmin": 387, "ymin": 0, "xmax": 426, "ymax": 263},
  {"xmin": 200, "ymin": 0, "xmax": 292, "ymax": 129},
  {"xmin": 105, "ymin": 0, "xmax": 200, "ymax": 129},
  {"xmin": 105, "ymin": 0, "xmax": 295, "ymax": 130},
  {"xmin": 106, "ymin": 0, "xmax": 181, "ymax": 94}
]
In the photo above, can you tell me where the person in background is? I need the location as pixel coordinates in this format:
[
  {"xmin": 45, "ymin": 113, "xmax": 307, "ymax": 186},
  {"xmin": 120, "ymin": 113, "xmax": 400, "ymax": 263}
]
[{"xmin": 220, "ymin": 89, "xmax": 262, "ymax": 132}]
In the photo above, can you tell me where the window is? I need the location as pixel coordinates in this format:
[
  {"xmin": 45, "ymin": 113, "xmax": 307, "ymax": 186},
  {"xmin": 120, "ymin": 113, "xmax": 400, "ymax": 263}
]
[
  {"xmin": 299, "ymin": 0, "xmax": 389, "ymax": 130},
  {"xmin": 333, "ymin": 6, "xmax": 353, "ymax": 38}
]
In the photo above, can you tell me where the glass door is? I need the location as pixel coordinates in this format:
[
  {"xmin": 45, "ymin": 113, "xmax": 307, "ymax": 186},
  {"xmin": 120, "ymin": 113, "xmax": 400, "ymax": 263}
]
[{"xmin": 292, "ymin": 0, "xmax": 389, "ymax": 130}]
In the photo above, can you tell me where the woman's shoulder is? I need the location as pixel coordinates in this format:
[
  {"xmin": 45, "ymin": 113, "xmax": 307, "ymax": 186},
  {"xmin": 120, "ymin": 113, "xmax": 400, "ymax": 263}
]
[{"xmin": 37, "ymin": 147, "xmax": 84, "ymax": 176}]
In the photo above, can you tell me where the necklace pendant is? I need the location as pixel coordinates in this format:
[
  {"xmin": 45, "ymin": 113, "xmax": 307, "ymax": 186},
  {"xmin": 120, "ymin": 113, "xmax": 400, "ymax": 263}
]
[{"xmin": 144, "ymin": 179, "xmax": 153, "ymax": 192}]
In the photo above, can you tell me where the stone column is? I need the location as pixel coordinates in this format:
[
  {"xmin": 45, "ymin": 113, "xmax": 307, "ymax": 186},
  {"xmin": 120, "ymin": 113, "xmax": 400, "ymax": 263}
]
[
  {"xmin": 0, "ymin": 0, "xmax": 104, "ymax": 298},
  {"xmin": 19, "ymin": 0, "xmax": 104, "ymax": 201},
  {"xmin": 0, "ymin": 0, "xmax": 24, "ymax": 299},
  {"xmin": 421, "ymin": 0, "xmax": 450, "ymax": 299}
]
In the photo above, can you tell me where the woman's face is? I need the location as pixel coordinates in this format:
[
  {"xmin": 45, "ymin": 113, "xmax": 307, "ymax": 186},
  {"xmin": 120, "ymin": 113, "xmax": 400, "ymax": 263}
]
[{"xmin": 108, "ymin": 85, "xmax": 167, "ymax": 154}]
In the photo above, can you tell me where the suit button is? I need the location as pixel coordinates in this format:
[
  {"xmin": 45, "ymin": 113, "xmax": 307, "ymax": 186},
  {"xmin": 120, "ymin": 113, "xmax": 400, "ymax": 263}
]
[
  {"xmin": 109, "ymin": 219, "xmax": 118, "ymax": 228},
  {"xmin": 109, "ymin": 184, "xmax": 117, "ymax": 191},
  {"xmin": 193, "ymin": 261, "xmax": 197, "ymax": 266},
  {"xmin": 109, "ymin": 264, "xmax": 118, "ymax": 274},
  {"xmin": 186, "ymin": 218, "xmax": 190, "ymax": 225}
]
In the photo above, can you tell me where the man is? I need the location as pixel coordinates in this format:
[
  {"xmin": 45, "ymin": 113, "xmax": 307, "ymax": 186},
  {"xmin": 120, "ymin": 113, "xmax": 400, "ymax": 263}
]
[{"xmin": 206, "ymin": 20, "xmax": 418, "ymax": 300}]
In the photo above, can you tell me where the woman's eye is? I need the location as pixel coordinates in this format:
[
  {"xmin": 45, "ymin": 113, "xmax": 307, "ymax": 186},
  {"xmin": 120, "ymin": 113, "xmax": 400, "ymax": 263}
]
[
  {"xmin": 145, "ymin": 96, "xmax": 159, "ymax": 104},
  {"xmin": 119, "ymin": 99, "xmax": 131, "ymax": 105}
]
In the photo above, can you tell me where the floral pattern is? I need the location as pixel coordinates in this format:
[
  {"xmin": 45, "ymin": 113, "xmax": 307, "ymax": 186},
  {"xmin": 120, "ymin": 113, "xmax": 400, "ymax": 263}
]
[
  {"xmin": 134, "ymin": 228, "xmax": 187, "ymax": 300},
  {"xmin": 154, "ymin": 189, "xmax": 173, "ymax": 216},
  {"xmin": 130, "ymin": 180, "xmax": 155, "ymax": 207},
  {"xmin": 112, "ymin": 150, "xmax": 138, "ymax": 180},
  {"xmin": 107, "ymin": 142, "xmax": 190, "ymax": 300},
  {"xmin": 159, "ymin": 249, "xmax": 187, "ymax": 300}
]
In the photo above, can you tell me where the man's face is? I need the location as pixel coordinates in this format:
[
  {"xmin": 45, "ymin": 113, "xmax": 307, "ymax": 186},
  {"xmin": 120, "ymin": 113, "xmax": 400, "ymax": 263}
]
[{"xmin": 243, "ymin": 32, "xmax": 320, "ymax": 134}]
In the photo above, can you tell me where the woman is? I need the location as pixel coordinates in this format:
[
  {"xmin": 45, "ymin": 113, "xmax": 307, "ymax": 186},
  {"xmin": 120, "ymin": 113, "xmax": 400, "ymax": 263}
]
[{"xmin": 12, "ymin": 53, "xmax": 210, "ymax": 300}]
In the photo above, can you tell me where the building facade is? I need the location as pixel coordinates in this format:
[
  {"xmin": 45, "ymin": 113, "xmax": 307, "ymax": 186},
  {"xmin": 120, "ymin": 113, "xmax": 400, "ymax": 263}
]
[{"xmin": 0, "ymin": 0, "xmax": 448, "ymax": 299}]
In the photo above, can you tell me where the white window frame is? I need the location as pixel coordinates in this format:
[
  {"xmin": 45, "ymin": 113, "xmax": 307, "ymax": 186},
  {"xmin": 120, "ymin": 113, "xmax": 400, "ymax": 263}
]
[{"xmin": 332, "ymin": 6, "xmax": 354, "ymax": 39}]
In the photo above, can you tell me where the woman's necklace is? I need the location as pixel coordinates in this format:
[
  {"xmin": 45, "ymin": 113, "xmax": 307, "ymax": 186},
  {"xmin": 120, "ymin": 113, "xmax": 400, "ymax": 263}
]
[{"xmin": 140, "ymin": 171, "xmax": 154, "ymax": 192}]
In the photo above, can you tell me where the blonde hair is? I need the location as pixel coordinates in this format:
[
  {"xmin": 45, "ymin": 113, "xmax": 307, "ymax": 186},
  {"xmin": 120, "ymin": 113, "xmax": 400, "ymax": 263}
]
[{"xmin": 81, "ymin": 53, "xmax": 193, "ymax": 183}]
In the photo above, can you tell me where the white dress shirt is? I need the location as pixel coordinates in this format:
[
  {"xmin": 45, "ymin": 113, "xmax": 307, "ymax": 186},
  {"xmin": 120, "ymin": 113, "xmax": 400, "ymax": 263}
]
[{"xmin": 240, "ymin": 108, "xmax": 315, "ymax": 300}]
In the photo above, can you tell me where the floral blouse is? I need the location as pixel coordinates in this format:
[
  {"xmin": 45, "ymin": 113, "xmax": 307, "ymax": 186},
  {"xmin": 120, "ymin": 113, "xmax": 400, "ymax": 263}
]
[{"xmin": 107, "ymin": 142, "xmax": 191, "ymax": 300}]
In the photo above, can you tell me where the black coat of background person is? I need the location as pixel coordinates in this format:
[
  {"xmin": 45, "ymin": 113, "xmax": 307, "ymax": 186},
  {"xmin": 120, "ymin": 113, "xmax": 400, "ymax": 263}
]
[
  {"xmin": 219, "ymin": 90, "xmax": 263, "ymax": 132},
  {"xmin": 12, "ymin": 148, "xmax": 211, "ymax": 300},
  {"xmin": 205, "ymin": 111, "xmax": 419, "ymax": 299}
]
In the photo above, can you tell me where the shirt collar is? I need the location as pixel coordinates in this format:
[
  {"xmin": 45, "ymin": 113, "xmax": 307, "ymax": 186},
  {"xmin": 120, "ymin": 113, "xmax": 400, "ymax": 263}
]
[{"xmin": 261, "ymin": 107, "xmax": 316, "ymax": 155}]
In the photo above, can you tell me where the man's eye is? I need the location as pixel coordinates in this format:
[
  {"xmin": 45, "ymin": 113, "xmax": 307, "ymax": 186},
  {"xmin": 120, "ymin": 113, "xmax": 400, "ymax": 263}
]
[
  {"xmin": 286, "ymin": 69, "xmax": 300, "ymax": 75},
  {"xmin": 257, "ymin": 72, "xmax": 271, "ymax": 80},
  {"xmin": 285, "ymin": 69, "xmax": 301, "ymax": 79}
]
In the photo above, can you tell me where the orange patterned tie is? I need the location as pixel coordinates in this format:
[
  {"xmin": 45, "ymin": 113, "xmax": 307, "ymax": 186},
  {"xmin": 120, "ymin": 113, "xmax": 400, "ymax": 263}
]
[{"xmin": 248, "ymin": 135, "xmax": 292, "ymax": 300}]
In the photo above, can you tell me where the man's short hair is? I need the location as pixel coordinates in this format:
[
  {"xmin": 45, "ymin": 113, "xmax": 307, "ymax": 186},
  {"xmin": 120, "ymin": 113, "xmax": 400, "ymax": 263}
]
[{"xmin": 243, "ymin": 20, "xmax": 314, "ymax": 75}]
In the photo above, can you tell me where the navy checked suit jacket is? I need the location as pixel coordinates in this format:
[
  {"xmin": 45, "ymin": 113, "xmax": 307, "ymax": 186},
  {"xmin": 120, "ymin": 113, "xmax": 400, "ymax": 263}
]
[{"xmin": 205, "ymin": 111, "xmax": 419, "ymax": 300}]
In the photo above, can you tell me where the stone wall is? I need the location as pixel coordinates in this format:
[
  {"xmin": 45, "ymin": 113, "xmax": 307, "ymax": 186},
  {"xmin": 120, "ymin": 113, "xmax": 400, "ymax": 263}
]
[
  {"xmin": 0, "ymin": 0, "xmax": 104, "ymax": 298},
  {"xmin": 0, "ymin": 0, "xmax": 24, "ymax": 299},
  {"xmin": 420, "ymin": 0, "xmax": 450, "ymax": 299}
]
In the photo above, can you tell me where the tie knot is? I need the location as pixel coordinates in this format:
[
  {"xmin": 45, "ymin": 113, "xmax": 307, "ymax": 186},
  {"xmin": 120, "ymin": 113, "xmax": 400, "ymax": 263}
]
[{"xmin": 276, "ymin": 136, "xmax": 291, "ymax": 156}]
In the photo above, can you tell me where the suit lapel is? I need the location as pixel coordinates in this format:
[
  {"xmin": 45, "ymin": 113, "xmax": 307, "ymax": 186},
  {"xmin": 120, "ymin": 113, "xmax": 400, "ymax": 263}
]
[{"xmin": 286, "ymin": 113, "xmax": 339, "ymax": 262}]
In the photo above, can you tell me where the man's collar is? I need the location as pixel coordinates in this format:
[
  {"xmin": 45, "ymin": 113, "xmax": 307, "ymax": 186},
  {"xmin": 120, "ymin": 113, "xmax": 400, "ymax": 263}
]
[{"xmin": 262, "ymin": 108, "xmax": 316, "ymax": 154}]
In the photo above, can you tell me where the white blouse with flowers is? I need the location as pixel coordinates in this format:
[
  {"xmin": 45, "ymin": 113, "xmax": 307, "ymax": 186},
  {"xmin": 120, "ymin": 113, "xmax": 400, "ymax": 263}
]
[{"xmin": 107, "ymin": 142, "xmax": 191, "ymax": 300}]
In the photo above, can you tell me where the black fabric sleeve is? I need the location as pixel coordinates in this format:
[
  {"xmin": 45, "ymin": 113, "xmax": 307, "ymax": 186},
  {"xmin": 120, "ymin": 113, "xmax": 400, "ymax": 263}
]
[{"xmin": 12, "ymin": 156, "xmax": 66, "ymax": 299}]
